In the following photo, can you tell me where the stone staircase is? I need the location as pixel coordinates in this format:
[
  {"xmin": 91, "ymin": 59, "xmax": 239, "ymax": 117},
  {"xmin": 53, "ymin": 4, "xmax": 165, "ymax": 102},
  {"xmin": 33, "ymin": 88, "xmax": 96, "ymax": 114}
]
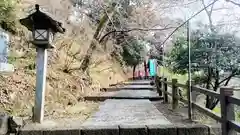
[{"xmin": 16, "ymin": 79, "xmax": 221, "ymax": 135}]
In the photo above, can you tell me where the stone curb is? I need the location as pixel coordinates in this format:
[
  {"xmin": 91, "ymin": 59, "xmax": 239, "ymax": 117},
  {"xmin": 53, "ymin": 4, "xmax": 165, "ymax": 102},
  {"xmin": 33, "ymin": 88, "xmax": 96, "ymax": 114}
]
[
  {"xmin": 17, "ymin": 124, "xmax": 221, "ymax": 135},
  {"xmin": 81, "ymin": 125, "xmax": 119, "ymax": 135},
  {"xmin": 119, "ymin": 125, "xmax": 147, "ymax": 135},
  {"xmin": 147, "ymin": 124, "xmax": 177, "ymax": 135}
]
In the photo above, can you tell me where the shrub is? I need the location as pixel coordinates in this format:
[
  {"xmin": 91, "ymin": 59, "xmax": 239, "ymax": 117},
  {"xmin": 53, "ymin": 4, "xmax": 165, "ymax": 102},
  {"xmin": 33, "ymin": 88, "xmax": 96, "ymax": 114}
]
[{"xmin": 0, "ymin": 0, "xmax": 17, "ymax": 33}]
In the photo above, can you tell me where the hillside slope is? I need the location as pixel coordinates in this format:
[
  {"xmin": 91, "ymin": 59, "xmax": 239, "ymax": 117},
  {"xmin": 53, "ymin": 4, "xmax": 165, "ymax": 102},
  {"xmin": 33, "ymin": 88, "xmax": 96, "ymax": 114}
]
[{"xmin": 0, "ymin": 0, "xmax": 128, "ymax": 121}]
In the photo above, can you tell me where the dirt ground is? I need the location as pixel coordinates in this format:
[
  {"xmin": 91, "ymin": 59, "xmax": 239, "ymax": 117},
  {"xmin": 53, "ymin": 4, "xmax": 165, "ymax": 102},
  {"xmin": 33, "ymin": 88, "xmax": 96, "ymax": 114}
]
[{"xmin": 152, "ymin": 100, "xmax": 220, "ymax": 125}]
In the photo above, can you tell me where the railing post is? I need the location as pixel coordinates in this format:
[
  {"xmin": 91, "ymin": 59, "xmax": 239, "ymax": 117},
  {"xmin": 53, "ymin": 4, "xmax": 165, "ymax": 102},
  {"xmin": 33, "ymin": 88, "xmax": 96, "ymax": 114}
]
[
  {"xmin": 220, "ymin": 87, "xmax": 236, "ymax": 135},
  {"xmin": 159, "ymin": 77, "xmax": 162, "ymax": 96},
  {"xmin": 163, "ymin": 78, "xmax": 168, "ymax": 103},
  {"xmin": 172, "ymin": 78, "xmax": 178, "ymax": 110},
  {"xmin": 156, "ymin": 76, "xmax": 162, "ymax": 96},
  {"xmin": 187, "ymin": 80, "xmax": 193, "ymax": 120}
]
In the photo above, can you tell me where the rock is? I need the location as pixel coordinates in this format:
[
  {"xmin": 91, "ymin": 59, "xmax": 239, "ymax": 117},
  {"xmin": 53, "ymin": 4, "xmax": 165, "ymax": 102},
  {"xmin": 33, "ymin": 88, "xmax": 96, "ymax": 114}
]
[
  {"xmin": 205, "ymin": 124, "xmax": 221, "ymax": 135},
  {"xmin": 0, "ymin": 112, "xmax": 9, "ymax": 135},
  {"xmin": 8, "ymin": 116, "xmax": 23, "ymax": 133},
  {"xmin": 150, "ymin": 81, "xmax": 155, "ymax": 86}
]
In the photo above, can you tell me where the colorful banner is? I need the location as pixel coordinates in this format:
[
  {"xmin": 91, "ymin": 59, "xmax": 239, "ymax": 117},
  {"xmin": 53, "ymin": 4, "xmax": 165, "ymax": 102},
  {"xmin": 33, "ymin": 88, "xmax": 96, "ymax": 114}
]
[{"xmin": 149, "ymin": 59, "xmax": 157, "ymax": 76}]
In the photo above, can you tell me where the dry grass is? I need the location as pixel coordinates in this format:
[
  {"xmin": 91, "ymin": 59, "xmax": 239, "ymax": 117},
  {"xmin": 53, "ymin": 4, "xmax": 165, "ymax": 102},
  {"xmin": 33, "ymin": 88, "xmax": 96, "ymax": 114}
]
[
  {"xmin": 0, "ymin": 37, "xmax": 126, "ymax": 120},
  {"xmin": 0, "ymin": 0, "xmax": 127, "ymax": 122},
  {"xmin": 0, "ymin": 38, "xmax": 126, "ymax": 118}
]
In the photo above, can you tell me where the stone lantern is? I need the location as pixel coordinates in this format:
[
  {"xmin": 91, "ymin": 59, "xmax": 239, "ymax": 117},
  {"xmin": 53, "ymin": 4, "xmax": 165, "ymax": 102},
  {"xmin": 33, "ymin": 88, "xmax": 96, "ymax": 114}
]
[
  {"xmin": 19, "ymin": 4, "xmax": 65, "ymax": 48},
  {"xmin": 19, "ymin": 4, "xmax": 65, "ymax": 123}
]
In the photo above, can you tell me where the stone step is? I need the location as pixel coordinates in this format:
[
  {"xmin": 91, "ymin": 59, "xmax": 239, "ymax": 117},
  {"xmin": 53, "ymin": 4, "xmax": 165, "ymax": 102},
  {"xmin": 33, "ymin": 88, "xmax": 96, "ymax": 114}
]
[
  {"xmin": 128, "ymin": 77, "xmax": 153, "ymax": 80},
  {"xmin": 19, "ymin": 124, "xmax": 219, "ymax": 135},
  {"xmin": 80, "ymin": 124, "xmax": 216, "ymax": 135},
  {"xmin": 110, "ymin": 82, "xmax": 151, "ymax": 86},
  {"xmin": 79, "ymin": 99, "xmax": 217, "ymax": 135},
  {"xmin": 84, "ymin": 96, "xmax": 163, "ymax": 101},
  {"xmin": 82, "ymin": 99, "xmax": 172, "ymax": 126},
  {"xmin": 85, "ymin": 90, "xmax": 162, "ymax": 101},
  {"xmin": 100, "ymin": 87, "xmax": 156, "ymax": 92},
  {"xmin": 109, "ymin": 79, "xmax": 154, "ymax": 87}
]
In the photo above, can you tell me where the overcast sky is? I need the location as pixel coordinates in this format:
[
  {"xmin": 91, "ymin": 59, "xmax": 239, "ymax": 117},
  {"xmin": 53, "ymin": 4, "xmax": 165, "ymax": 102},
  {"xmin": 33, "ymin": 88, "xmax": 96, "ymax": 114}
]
[{"xmin": 155, "ymin": 0, "xmax": 240, "ymax": 32}]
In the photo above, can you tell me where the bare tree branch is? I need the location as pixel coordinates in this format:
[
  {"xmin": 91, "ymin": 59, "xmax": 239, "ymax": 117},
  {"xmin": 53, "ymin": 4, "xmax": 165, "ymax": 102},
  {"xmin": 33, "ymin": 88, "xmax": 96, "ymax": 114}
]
[
  {"xmin": 226, "ymin": 0, "xmax": 240, "ymax": 7},
  {"xmin": 201, "ymin": 0, "xmax": 215, "ymax": 30},
  {"xmin": 159, "ymin": 0, "xmax": 219, "ymax": 50},
  {"xmin": 218, "ymin": 70, "xmax": 237, "ymax": 85},
  {"xmin": 210, "ymin": 82, "xmax": 215, "ymax": 88},
  {"xmin": 98, "ymin": 27, "xmax": 176, "ymax": 43},
  {"xmin": 157, "ymin": 0, "xmax": 198, "ymax": 9},
  {"xmin": 207, "ymin": 70, "xmax": 236, "ymax": 109}
]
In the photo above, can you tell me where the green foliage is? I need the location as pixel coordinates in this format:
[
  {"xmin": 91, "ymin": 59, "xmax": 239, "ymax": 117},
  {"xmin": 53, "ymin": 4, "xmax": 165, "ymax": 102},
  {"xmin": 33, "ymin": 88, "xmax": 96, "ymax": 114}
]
[
  {"xmin": 167, "ymin": 29, "xmax": 240, "ymax": 75},
  {"xmin": 7, "ymin": 56, "xmax": 17, "ymax": 64},
  {"xmin": 159, "ymin": 66, "xmax": 188, "ymax": 84},
  {"xmin": 0, "ymin": 0, "xmax": 15, "ymax": 19},
  {"xmin": 192, "ymin": 73, "xmax": 208, "ymax": 85},
  {"xmin": 166, "ymin": 36, "xmax": 188, "ymax": 74},
  {"xmin": 122, "ymin": 38, "xmax": 146, "ymax": 67},
  {"xmin": 237, "ymin": 112, "xmax": 240, "ymax": 122},
  {"xmin": 0, "ymin": 0, "xmax": 17, "ymax": 33},
  {"xmin": 167, "ymin": 27, "xmax": 240, "ymax": 110}
]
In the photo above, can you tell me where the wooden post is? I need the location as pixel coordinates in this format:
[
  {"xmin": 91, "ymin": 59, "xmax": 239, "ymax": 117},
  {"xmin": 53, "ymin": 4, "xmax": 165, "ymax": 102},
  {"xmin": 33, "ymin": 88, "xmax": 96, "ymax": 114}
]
[
  {"xmin": 163, "ymin": 78, "xmax": 168, "ymax": 103},
  {"xmin": 155, "ymin": 76, "xmax": 162, "ymax": 96},
  {"xmin": 187, "ymin": 80, "xmax": 193, "ymax": 120},
  {"xmin": 158, "ymin": 77, "xmax": 162, "ymax": 96},
  {"xmin": 220, "ymin": 87, "xmax": 236, "ymax": 135},
  {"xmin": 172, "ymin": 79, "xmax": 178, "ymax": 110},
  {"xmin": 144, "ymin": 60, "xmax": 147, "ymax": 79},
  {"xmin": 154, "ymin": 76, "xmax": 158, "ymax": 91},
  {"xmin": 33, "ymin": 47, "xmax": 48, "ymax": 123}
]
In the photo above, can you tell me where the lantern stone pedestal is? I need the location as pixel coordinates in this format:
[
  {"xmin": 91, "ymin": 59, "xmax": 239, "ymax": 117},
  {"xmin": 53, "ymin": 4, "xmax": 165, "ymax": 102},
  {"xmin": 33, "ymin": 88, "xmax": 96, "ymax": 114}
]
[{"xmin": 32, "ymin": 29, "xmax": 53, "ymax": 123}]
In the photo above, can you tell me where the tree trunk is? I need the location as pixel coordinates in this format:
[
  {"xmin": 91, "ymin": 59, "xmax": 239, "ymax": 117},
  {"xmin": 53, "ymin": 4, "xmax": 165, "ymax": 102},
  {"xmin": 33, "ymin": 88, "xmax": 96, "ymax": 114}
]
[
  {"xmin": 208, "ymin": 72, "xmax": 235, "ymax": 110},
  {"xmin": 207, "ymin": 69, "xmax": 222, "ymax": 110},
  {"xmin": 133, "ymin": 65, "xmax": 136, "ymax": 78},
  {"xmin": 205, "ymin": 67, "xmax": 212, "ymax": 108},
  {"xmin": 144, "ymin": 60, "xmax": 147, "ymax": 78},
  {"xmin": 202, "ymin": 0, "xmax": 217, "ymax": 109},
  {"xmin": 80, "ymin": 3, "xmax": 117, "ymax": 72},
  {"xmin": 80, "ymin": 40, "xmax": 98, "ymax": 72}
]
